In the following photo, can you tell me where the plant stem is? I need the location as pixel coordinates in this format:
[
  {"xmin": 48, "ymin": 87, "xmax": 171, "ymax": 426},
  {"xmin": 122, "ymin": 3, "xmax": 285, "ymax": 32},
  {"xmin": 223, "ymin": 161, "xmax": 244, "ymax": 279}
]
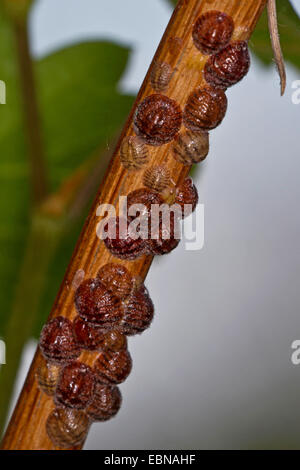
[
  {"xmin": 1, "ymin": 0, "xmax": 267, "ymax": 450},
  {"xmin": 13, "ymin": 17, "xmax": 48, "ymax": 204},
  {"xmin": 267, "ymin": 0, "xmax": 286, "ymax": 95}
]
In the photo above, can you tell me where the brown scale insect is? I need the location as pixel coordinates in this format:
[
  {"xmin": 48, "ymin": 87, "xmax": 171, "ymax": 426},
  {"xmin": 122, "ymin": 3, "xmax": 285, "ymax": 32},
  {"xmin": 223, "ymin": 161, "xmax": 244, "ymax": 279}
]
[
  {"xmin": 86, "ymin": 384, "xmax": 122, "ymax": 422},
  {"xmin": 126, "ymin": 188, "xmax": 163, "ymax": 219},
  {"xmin": 73, "ymin": 317, "xmax": 127, "ymax": 352},
  {"xmin": 93, "ymin": 349, "xmax": 132, "ymax": 385},
  {"xmin": 168, "ymin": 36, "xmax": 183, "ymax": 57},
  {"xmin": 72, "ymin": 269, "xmax": 85, "ymax": 290},
  {"xmin": 134, "ymin": 94, "xmax": 182, "ymax": 146},
  {"xmin": 147, "ymin": 212, "xmax": 180, "ymax": 255},
  {"xmin": 120, "ymin": 136, "xmax": 149, "ymax": 172},
  {"xmin": 126, "ymin": 188, "xmax": 164, "ymax": 243},
  {"xmin": 121, "ymin": 285, "xmax": 154, "ymax": 336},
  {"xmin": 55, "ymin": 361, "xmax": 95, "ymax": 410},
  {"xmin": 204, "ymin": 41, "xmax": 250, "ymax": 89},
  {"xmin": 75, "ymin": 278, "xmax": 123, "ymax": 326},
  {"xmin": 175, "ymin": 177, "xmax": 199, "ymax": 218},
  {"xmin": 97, "ymin": 263, "xmax": 134, "ymax": 300},
  {"xmin": 160, "ymin": 186, "xmax": 176, "ymax": 206},
  {"xmin": 150, "ymin": 61, "xmax": 173, "ymax": 92},
  {"xmin": 143, "ymin": 166, "xmax": 171, "ymax": 194},
  {"xmin": 102, "ymin": 330, "xmax": 127, "ymax": 352},
  {"xmin": 46, "ymin": 407, "xmax": 90, "ymax": 448},
  {"xmin": 183, "ymin": 86, "xmax": 227, "ymax": 131},
  {"xmin": 73, "ymin": 316, "xmax": 105, "ymax": 351},
  {"xmin": 192, "ymin": 10, "xmax": 234, "ymax": 55},
  {"xmin": 36, "ymin": 359, "xmax": 60, "ymax": 396},
  {"xmin": 39, "ymin": 316, "xmax": 80, "ymax": 365},
  {"xmin": 173, "ymin": 129, "xmax": 209, "ymax": 165},
  {"xmin": 103, "ymin": 217, "xmax": 146, "ymax": 260}
]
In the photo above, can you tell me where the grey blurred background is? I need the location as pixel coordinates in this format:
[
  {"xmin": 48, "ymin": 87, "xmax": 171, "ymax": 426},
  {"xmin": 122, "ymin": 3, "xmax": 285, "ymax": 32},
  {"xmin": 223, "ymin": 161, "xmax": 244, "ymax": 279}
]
[{"xmin": 10, "ymin": 0, "xmax": 300, "ymax": 450}]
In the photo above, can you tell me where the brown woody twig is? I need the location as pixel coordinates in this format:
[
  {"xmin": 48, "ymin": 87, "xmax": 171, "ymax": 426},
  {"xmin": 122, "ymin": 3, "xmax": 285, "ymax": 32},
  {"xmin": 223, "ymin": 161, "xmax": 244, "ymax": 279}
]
[{"xmin": 1, "ymin": 0, "xmax": 268, "ymax": 450}]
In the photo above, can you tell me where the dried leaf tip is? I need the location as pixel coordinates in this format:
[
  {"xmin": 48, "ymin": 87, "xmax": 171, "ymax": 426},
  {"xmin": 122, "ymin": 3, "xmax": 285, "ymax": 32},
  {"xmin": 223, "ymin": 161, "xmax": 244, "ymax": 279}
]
[{"xmin": 267, "ymin": 0, "xmax": 286, "ymax": 96}]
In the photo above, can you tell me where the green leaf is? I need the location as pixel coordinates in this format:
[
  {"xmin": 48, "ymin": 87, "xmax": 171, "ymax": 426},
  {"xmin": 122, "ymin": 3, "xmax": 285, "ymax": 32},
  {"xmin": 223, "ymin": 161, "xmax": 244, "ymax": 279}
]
[
  {"xmin": 33, "ymin": 41, "xmax": 134, "ymax": 334},
  {"xmin": 0, "ymin": 5, "xmax": 134, "ymax": 430},
  {"xmin": 251, "ymin": 0, "xmax": 300, "ymax": 70},
  {"xmin": 0, "ymin": 28, "xmax": 133, "ymax": 335},
  {"xmin": 38, "ymin": 41, "xmax": 134, "ymax": 189}
]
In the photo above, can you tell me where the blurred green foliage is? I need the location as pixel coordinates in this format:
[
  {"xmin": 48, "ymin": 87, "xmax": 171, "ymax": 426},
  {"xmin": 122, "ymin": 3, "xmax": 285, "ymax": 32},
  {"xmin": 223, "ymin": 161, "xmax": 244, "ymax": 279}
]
[
  {"xmin": 34, "ymin": 41, "xmax": 134, "ymax": 336},
  {"xmin": 0, "ymin": 5, "xmax": 27, "ymax": 333},
  {"xmin": 0, "ymin": 35, "xmax": 133, "ymax": 332},
  {"xmin": 0, "ymin": 2, "xmax": 133, "ymax": 430},
  {"xmin": 38, "ymin": 42, "xmax": 133, "ymax": 190},
  {"xmin": 251, "ymin": 0, "xmax": 300, "ymax": 70}
]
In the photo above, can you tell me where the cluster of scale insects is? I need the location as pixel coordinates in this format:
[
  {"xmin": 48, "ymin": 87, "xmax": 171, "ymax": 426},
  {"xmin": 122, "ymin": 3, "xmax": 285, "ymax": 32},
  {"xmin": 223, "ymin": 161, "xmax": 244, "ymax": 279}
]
[
  {"xmin": 38, "ymin": 10, "xmax": 250, "ymax": 448},
  {"xmin": 38, "ymin": 264, "xmax": 154, "ymax": 447}
]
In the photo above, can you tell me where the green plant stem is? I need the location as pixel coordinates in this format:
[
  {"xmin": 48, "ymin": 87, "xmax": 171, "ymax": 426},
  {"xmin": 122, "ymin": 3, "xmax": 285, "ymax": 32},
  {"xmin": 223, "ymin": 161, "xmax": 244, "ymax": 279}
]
[
  {"xmin": 0, "ymin": 6, "xmax": 52, "ymax": 433},
  {"xmin": 13, "ymin": 17, "xmax": 48, "ymax": 204}
]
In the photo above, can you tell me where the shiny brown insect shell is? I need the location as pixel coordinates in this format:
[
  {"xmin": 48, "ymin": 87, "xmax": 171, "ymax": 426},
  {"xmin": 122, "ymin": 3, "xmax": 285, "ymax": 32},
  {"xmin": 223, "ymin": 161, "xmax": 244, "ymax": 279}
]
[
  {"xmin": 147, "ymin": 212, "xmax": 180, "ymax": 255},
  {"xmin": 73, "ymin": 316, "xmax": 106, "ymax": 351},
  {"xmin": 86, "ymin": 384, "xmax": 122, "ymax": 422},
  {"xmin": 93, "ymin": 349, "xmax": 132, "ymax": 385},
  {"xmin": 121, "ymin": 285, "xmax": 154, "ymax": 336},
  {"xmin": 103, "ymin": 217, "xmax": 146, "ymax": 260},
  {"xmin": 126, "ymin": 188, "xmax": 163, "ymax": 219},
  {"xmin": 102, "ymin": 330, "xmax": 127, "ymax": 352},
  {"xmin": 183, "ymin": 86, "xmax": 227, "ymax": 131},
  {"xmin": 175, "ymin": 177, "xmax": 199, "ymax": 218},
  {"xmin": 72, "ymin": 269, "xmax": 85, "ymax": 290},
  {"xmin": 126, "ymin": 189, "xmax": 164, "ymax": 242},
  {"xmin": 120, "ymin": 136, "xmax": 149, "ymax": 171},
  {"xmin": 74, "ymin": 278, "xmax": 123, "ymax": 326},
  {"xmin": 150, "ymin": 61, "xmax": 173, "ymax": 92},
  {"xmin": 143, "ymin": 166, "xmax": 171, "ymax": 194},
  {"xmin": 97, "ymin": 263, "xmax": 134, "ymax": 299},
  {"xmin": 39, "ymin": 316, "xmax": 80, "ymax": 365},
  {"xmin": 134, "ymin": 94, "xmax": 182, "ymax": 146},
  {"xmin": 192, "ymin": 11, "xmax": 234, "ymax": 55},
  {"xmin": 173, "ymin": 129, "xmax": 209, "ymax": 165},
  {"xmin": 55, "ymin": 361, "xmax": 95, "ymax": 410},
  {"xmin": 204, "ymin": 41, "xmax": 250, "ymax": 89},
  {"xmin": 73, "ymin": 317, "xmax": 127, "ymax": 352},
  {"xmin": 46, "ymin": 407, "xmax": 90, "ymax": 448},
  {"xmin": 168, "ymin": 36, "xmax": 183, "ymax": 57},
  {"xmin": 36, "ymin": 359, "xmax": 60, "ymax": 396}
]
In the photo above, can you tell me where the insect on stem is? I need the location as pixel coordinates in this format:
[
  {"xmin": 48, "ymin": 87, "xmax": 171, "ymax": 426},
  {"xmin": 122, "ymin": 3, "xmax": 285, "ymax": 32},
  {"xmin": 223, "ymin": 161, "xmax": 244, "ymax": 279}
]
[{"xmin": 267, "ymin": 0, "xmax": 286, "ymax": 96}]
